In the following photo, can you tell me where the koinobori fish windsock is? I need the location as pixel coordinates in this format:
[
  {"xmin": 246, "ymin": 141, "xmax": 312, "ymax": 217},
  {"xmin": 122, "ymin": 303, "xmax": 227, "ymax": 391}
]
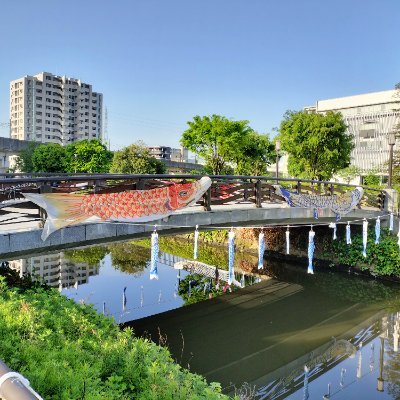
[{"xmin": 24, "ymin": 177, "xmax": 212, "ymax": 241}]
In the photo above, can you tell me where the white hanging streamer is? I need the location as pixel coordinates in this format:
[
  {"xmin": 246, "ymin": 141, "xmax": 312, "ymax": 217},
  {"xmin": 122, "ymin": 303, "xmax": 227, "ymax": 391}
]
[
  {"xmin": 194, "ymin": 224, "xmax": 199, "ymax": 260},
  {"xmin": 228, "ymin": 229, "xmax": 235, "ymax": 285},
  {"xmin": 307, "ymin": 228, "xmax": 315, "ymax": 274},
  {"xmin": 150, "ymin": 226, "xmax": 159, "ymax": 280},
  {"xmin": 258, "ymin": 231, "xmax": 265, "ymax": 269},
  {"xmin": 398, "ymin": 222, "xmax": 400, "ymax": 249},
  {"xmin": 375, "ymin": 217, "xmax": 381, "ymax": 245},
  {"xmin": 286, "ymin": 226, "xmax": 290, "ymax": 255},
  {"xmin": 346, "ymin": 222, "xmax": 352, "ymax": 245},
  {"xmin": 390, "ymin": 213, "xmax": 394, "ymax": 232},
  {"xmin": 329, "ymin": 222, "xmax": 337, "ymax": 240},
  {"xmin": 362, "ymin": 219, "xmax": 368, "ymax": 258}
]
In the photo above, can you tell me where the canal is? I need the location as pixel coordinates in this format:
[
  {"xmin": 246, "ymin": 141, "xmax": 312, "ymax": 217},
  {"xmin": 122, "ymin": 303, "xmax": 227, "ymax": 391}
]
[{"xmin": 6, "ymin": 236, "xmax": 400, "ymax": 399}]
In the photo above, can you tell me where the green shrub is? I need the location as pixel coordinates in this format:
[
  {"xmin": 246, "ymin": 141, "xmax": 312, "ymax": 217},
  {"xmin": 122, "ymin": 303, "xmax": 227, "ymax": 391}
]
[
  {"xmin": 0, "ymin": 274, "xmax": 229, "ymax": 399},
  {"xmin": 322, "ymin": 227, "xmax": 400, "ymax": 277}
]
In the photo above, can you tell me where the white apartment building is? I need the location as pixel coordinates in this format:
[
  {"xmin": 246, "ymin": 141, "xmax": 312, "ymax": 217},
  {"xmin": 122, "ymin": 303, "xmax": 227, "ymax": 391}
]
[
  {"xmin": 10, "ymin": 72, "xmax": 103, "ymax": 145},
  {"xmin": 305, "ymin": 89, "xmax": 400, "ymax": 172}
]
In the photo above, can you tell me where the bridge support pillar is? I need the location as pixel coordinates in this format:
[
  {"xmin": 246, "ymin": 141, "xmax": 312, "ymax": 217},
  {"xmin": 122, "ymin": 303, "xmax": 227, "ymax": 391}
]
[{"xmin": 383, "ymin": 189, "xmax": 398, "ymax": 214}]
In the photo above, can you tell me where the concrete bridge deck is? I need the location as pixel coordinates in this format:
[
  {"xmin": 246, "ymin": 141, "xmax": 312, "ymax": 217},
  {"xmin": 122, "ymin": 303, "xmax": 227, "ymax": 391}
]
[{"xmin": 0, "ymin": 200, "xmax": 385, "ymax": 258}]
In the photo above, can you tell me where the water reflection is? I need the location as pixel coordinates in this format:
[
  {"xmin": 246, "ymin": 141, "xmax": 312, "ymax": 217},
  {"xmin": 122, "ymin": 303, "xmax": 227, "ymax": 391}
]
[
  {"xmin": 257, "ymin": 312, "xmax": 400, "ymax": 400},
  {"xmin": 7, "ymin": 240, "xmax": 259, "ymax": 323},
  {"xmin": 8, "ymin": 253, "xmax": 99, "ymax": 290}
]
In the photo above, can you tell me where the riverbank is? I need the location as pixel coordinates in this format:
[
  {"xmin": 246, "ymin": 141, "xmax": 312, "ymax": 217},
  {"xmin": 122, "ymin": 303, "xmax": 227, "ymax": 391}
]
[
  {"xmin": 179, "ymin": 225, "xmax": 400, "ymax": 280},
  {"xmin": 0, "ymin": 267, "xmax": 229, "ymax": 400}
]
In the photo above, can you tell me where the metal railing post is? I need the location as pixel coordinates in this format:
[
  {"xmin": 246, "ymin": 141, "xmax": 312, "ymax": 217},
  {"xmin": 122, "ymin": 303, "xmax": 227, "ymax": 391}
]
[
  {"xmin": 255, "ymin": 179, "xmax": 262, "ymax": 208},
  {"xmin": 203, "ymin": 187, "xmax": 211, "ymax": 211}
]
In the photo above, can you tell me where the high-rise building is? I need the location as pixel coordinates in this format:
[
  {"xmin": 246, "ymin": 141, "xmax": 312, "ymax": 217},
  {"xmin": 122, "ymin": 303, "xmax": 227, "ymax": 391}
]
[
  {"xmin": 305, "ymin": 89, "xmax": 400, "ymax": 171},
  {"xmin": 9, "ymin": 72, "xmax": 103, "ymax": 145}
]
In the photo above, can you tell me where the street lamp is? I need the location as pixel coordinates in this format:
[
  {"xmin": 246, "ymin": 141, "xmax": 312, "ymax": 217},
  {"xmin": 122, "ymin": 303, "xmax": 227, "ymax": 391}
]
[
  {"xmin": 275, "ymin": 140, "xmax": 281, "ymax": 184},
  {"xmin": 388, "ymin": 133, "xmax": 396, "ymax": 188}
]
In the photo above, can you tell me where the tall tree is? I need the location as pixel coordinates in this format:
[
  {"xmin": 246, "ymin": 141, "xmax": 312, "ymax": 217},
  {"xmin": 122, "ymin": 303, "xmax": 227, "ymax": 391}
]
[
  {"xmin": 65, "ymin": 139, "xmax": 113, "ymax": 173},
  {"xmin": 181, "ymin": 114, "xmax": 272, "ymax": 175},
  {"xmin": 110, "ymin": 142, "xmax": 166, "ymax": 174},
  {"xmin": 277, "ymin": 110, "xmax": 353, "ymax": 180},
  {"xmin": 234, "ymin": 132, "xmax": 275, "ymax": 175},
  {"xmin": 31, "ymin": 143, "xmax": 67, "ymax": 173},
  {"xmin": 14, "ymin": 142, "xmax": 39, "ymax": 172}
]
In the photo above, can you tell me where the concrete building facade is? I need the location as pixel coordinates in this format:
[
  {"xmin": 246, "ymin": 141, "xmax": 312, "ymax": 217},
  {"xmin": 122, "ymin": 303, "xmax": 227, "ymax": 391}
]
[
  {"xmin": 148, "ymin": 146, "xmax": 189, "ymax": 162},
  {"xmin": 10, "ymin": 72, "xmax": 103, "ymax": 145},
  {"xmin": 305, "ymin": 89, "xmax": 400, "ymax": 172}
]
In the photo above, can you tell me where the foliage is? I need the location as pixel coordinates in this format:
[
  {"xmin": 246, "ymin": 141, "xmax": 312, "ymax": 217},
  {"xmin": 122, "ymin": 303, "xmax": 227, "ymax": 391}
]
[
  {"xmin": 234, "ymin": 132, "xmax": 275, "ymax": 175},
  {"xmin": 322, "ymin": 227, "xmax": 400, "ymax": 277},
  {"xmin": 65, "ymin": 139, "xmax": 113, "ymax": 173},
  {"xmin": 110, "ymin": 142, "xmax": 166, "ymax": 174},
  {"xmin": 180, "ymin": 115, "xmax": 274, "ymax": 175},
  {"xmin": 64, "ymin": 246, "xmax": 109, "ymax": 266},
  {"xmin": 362, "ymin": 169, "xmax": 381, "ymax": 187},
  {"xmin": 14, "ymin": 142, "xmax": 39, "ymax": 173},
  {"xmin": 277, "ymin": 110, "xmax": 353, "ymax": 180},
  {"xmin": 336, "ymin": 165, "xmax": 361, "ymax": 184},
  {"xmin": 0, "ymin": 273, "xmax": 229, "ymax": 399},
  {"xmin": 108, "ymin": 242, "xmax": 150, "ymax": 275},
  {"xmin": 178, "ymin": 274, "xmax": 227, "ymax": 306},
  {"xmin": 31, "ymin": 143, "xmax": 67, "ymax": 173}
]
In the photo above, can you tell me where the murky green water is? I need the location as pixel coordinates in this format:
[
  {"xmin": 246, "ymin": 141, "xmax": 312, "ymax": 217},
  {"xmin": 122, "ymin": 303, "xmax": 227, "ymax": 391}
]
[{"xmin": 6, "ymin": 237, "xmax": 400, "ymax": 399}]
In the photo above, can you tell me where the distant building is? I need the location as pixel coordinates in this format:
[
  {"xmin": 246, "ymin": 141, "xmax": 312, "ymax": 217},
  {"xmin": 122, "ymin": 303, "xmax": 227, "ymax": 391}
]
[
  {"xmin": 9, "ymin": 72, "xmax": 103, "ymax": 145},
  {"xmin": 148, "ymin": 146, "xmax": 189, "ymax": 162},
  {"xmin": 305, "ymin": 90, "xmax": 400, "ymax": 172}
]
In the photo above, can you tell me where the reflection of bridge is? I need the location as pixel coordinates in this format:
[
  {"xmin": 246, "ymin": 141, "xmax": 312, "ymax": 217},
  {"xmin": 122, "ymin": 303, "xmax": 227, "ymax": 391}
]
[
  {"xmin": 158, "ymin": 252, "xmax": 270, "ymax": 287},
  {"xmin": 0, "ymin": 173, "xmax": 394, "ymax": 257}
]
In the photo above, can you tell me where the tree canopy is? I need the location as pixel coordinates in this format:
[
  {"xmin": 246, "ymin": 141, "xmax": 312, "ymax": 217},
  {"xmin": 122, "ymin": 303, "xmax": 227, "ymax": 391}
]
[
  {"xmin": 15, "ymin": 139, "xmax": 112, "ymax": 173},
  {"xmin": 180, "ymin": 114, "xmax": 274, "ymax": 175},
  {"xmin": 277, "ymin": 110, "xmax": 353, "ymax": 180},
  {"xmin": 31, "ymin": 143, "xmax": 67, "ymax": 173},
  {"xmin": 65, "ymin": 139, "xmax": 113, "ymax": 173},
  {"xmin": 110, "ymin": 142, "xmax": 166, "ymax": 174}
]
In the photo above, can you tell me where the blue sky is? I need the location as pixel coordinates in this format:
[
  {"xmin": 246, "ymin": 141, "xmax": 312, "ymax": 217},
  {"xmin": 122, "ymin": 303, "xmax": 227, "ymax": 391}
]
[{"xmin": 0, "ymin": 0, "xmax": 399, "ymax": 150}]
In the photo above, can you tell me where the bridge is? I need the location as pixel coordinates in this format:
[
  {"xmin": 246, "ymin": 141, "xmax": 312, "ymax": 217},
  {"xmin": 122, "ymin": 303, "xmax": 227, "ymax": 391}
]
[{"xmin": 0, "ymin": 173, "xmax": 394, "ymax": 257}]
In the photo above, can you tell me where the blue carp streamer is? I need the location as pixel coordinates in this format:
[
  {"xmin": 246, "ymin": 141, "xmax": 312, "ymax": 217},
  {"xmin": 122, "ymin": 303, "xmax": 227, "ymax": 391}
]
[
  {"xmin": 307, "ymin": 229, "xmax": 315, "ymax": 274},
  {"xmin": 258, "ymin": 232, "xmax": 265, "ymax": 269},
  {"xmin": 346, "ymin": 222, "xmax": 352, "ymax": 245},
  {"xmin": 228, "ymin": 230, "xmax": 235, "ymax": 285},
  {"xmin": 286, "ymin": 227, "xmax": 290, "ymax": 254},
  {"xmin": 390, "ymin": 213, "xmax": 394, "ymax": 232},
  {"xmin": 150, "ymin": 229, "xmax": 159, "ymax": 280},
  {"xmin": 375, "ymin": 217, "xmax": 381, "ymax": 245},
  {"xmin": 362, "ymin": 219, "xmax": 368, "ymax": 258},
  {"xmin": 194, "ymin": 225, "xmax": 199, "ymax": 260}
]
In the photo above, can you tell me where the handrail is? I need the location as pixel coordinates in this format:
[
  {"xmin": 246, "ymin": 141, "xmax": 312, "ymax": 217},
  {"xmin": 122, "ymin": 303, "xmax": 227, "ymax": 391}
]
[
  {"xmin": 0, "ymin": 360, "xmax": 42, "ymax": 400},
  {"xmin": 0, "ymin": 173, "xmax": 385, "ymax": 192}
]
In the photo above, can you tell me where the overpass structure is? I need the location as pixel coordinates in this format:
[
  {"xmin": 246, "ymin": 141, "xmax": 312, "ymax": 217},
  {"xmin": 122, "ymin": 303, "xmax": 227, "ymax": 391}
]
[
  {"xmin": 0, "ymin": 137, "xmax": 32, "ymax": 173},
  {"xmin": 0, "ymin": 173, "xmax": 394, "ymax": 257}
]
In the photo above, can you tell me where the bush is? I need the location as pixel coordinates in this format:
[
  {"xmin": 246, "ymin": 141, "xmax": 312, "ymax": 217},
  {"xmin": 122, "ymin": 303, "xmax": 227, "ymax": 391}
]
[{"xmin": 0, "ymin": 273, "xmax": 228, "ymax": 399}]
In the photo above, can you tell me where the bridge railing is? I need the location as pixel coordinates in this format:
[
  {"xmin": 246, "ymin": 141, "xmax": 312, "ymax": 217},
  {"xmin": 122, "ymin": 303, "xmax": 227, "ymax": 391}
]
[{"xmin": 0, "ymin": 174, "xmax": 386, "ymax": 229}]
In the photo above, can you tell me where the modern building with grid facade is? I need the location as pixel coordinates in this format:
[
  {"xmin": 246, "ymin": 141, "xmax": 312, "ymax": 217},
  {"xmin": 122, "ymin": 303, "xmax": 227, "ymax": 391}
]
[
  {"xmin": 9, "ymin": 72, "xmax": 103, "ymax": 145},
  {"xmin": 304, "ymin": 89, "xmax": 400, "ymax": 172}
]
